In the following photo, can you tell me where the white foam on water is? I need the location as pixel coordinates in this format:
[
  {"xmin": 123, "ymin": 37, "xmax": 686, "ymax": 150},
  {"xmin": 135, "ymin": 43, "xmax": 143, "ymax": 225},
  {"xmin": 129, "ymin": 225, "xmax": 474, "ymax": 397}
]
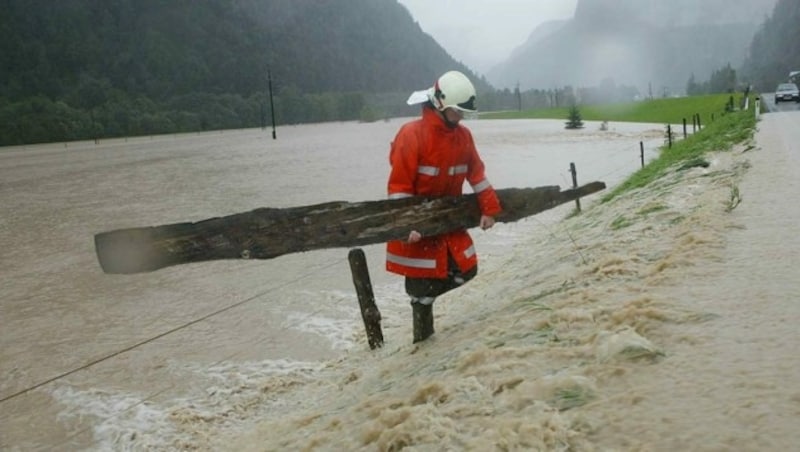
[
  {"xmin": 204, "ymin": 357, "xmax": 323, "ymax": 376},
  {"xmin": 49, "ymin": 358, "xmax": 329, "ymax": 450},
  {"xmin": 283, "ymin": 311, "xmax": 358, "ymax": 351},
  {"xmin": 51, "ymin": 386, "xmax": 184, "ymax": 451}
]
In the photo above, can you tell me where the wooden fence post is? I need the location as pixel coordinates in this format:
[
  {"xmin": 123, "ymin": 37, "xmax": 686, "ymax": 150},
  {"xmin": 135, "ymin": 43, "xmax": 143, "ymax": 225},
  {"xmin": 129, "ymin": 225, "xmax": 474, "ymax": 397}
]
[
  {"xmin": 682, "ymin": 118, "xmax": 687, "ymax": 138},
  {"xmin": 348, "ymin": 248, "xmax": 383, "ymax": 349},
  {"xmin": 569, "ymin": 162, "xmax": 581, "ymax": 212},
  {"xmin": 667, "ymin": 124, "xmax": 673, "ymax": 148},
  {"xmin": 640, "ymin": 141, "xmax": 645, "ymax": 168}
]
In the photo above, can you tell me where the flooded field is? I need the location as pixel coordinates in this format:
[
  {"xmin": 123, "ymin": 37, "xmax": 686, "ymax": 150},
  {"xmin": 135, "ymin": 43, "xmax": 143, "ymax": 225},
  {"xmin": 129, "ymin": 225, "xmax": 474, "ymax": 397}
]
[{"xmin": 3, "ymin": 113, "xmax": 797, "ymax": 451}]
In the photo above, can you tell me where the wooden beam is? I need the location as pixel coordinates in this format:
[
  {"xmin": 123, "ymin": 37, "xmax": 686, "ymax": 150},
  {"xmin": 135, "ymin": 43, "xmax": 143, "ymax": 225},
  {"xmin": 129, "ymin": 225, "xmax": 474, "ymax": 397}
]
[{"xmin": 94, "ymin": 181, "xmax": 605, "ymax": 274}]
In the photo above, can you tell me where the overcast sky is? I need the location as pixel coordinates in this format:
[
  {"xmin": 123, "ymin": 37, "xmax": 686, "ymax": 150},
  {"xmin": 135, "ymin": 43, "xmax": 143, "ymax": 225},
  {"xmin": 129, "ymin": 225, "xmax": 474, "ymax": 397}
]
[{"xmin": 396, "ymin": 0, "xmax": 578, "ymax": 75}]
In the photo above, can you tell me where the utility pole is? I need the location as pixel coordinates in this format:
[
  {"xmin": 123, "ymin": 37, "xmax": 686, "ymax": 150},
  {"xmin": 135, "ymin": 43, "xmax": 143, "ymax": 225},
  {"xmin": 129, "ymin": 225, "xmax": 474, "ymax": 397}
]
[{"xmin": 268, "ymin": 70, "xmax": 277, "ymax": 140}]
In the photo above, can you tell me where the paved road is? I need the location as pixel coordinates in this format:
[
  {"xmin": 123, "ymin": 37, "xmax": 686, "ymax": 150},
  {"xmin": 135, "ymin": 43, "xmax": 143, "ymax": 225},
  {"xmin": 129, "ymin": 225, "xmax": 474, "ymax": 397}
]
[{"xmin": 760, "ymin": 91, "xmax": 800, "ymax": 112}]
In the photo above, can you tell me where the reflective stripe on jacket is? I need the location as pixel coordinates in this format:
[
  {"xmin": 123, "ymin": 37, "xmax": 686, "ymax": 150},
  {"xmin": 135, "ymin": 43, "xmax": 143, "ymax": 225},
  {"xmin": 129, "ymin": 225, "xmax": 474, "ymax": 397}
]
[{"xmin": 386, "ymin": 106, "xmax": 501, "ymax": 278}]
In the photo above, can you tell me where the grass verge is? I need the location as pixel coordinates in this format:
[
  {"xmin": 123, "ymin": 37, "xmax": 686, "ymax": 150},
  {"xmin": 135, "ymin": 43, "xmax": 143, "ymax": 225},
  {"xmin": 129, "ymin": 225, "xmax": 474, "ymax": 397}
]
[
  {"xmin": 601, "ymin": 107, "xmax": 757, "ymax": 202},
  {"xmin": 482, "ymin": 93, "xmax": 759, "ymax": 202},
  {"xmin": 482, "ymin": 93, "xmax": 747, "ymax": 125}
]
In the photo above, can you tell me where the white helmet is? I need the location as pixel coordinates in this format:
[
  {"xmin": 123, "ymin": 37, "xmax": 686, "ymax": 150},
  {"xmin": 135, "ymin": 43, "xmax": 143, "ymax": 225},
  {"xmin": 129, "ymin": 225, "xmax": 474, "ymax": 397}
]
[{"xmin": 430, "ymin": 71, "xmax": 477, "ymax": 112}]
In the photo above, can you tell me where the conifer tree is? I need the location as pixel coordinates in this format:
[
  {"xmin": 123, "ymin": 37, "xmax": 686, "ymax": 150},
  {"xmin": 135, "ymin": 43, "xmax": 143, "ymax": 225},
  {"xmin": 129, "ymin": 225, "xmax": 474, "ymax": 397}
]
[{"xmin": 565, "ymin": 104, "xmax": 584, "ymax": 129}]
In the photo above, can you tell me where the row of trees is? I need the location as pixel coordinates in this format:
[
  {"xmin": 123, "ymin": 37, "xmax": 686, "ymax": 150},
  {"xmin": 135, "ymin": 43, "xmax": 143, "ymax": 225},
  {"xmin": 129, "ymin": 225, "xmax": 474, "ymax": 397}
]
[
  {"xmin": 4, "ymin": 0, "xmax": 795, "ymax": 146},
  {"xmin": 0, "ymin": 0, "xmax": 481, "ymax": 145},
  {"xmin": 741, "ymin": 0, "xmax": 800, "ymax": 91},
  {"xmin": 0, "ymin": 88, "xmax": 381, "ymax": 146},
  {"xmin": 0, "ymin": 85, "xmax": 640, "ymax": 145},
  {"xmin": 0, "ymin": 77, "xmax": 675, "ymax": 145},
  {"xmin": 486, "ymin": 80, "xmax": 641, "ymax": 113},
  {"xmin": 686, "ymin": 64, "xmax": 738, "ymax": 96}
]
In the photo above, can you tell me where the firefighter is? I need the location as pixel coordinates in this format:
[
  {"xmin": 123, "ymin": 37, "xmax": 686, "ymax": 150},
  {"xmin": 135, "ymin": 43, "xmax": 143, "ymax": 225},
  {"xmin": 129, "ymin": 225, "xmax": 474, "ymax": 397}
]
[{"xmin": 386, "ymin": 70, "xmax": 502, "ymax": 343}]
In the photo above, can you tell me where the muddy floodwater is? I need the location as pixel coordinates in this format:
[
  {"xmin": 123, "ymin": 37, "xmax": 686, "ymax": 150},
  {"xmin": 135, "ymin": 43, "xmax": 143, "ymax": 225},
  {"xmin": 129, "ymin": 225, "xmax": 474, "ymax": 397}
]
[{"xmin": 1, "ymin": 113, "xmax": 797, "ymax": 451}]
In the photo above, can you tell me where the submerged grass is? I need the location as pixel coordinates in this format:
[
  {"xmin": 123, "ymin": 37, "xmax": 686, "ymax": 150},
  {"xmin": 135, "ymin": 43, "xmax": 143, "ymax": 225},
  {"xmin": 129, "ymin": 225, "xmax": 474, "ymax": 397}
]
[
  {"xmin": 552, "ymin": 386, "xmax": 595, "ymax": 411},
  {"xmin": 637, "ymin": 203, "xmax": 668, "ymax": 216},
  {"xmin": 609, "ymin": 215, "xmax": 633, "ymax": 230}
]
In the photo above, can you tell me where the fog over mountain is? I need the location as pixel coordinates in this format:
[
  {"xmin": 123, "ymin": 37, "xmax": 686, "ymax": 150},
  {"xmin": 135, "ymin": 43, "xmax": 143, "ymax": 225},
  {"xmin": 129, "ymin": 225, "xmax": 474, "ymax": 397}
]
[{"xmin": 488, "ymin": 0, "xmax": 778, "ymax": 93}]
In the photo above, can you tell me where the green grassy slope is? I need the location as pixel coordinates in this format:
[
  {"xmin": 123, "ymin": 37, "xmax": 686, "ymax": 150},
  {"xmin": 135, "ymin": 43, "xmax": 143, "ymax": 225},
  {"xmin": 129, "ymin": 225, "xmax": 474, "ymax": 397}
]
[
  {"xmin": 483, "ymin": 94, "xmax": 759, "ymax": 202},
  {"xmin": 483, "ymin": 94, "xmax": 744, "ymax": 125}
]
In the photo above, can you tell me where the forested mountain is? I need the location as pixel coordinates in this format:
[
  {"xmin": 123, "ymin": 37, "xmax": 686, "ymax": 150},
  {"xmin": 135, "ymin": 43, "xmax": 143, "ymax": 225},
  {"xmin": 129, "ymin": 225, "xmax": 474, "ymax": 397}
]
[
  {"xmin": 0, "ymin": 0, "xmax": 493, "ymax": 145},
  {"xmin": 741, "ymin": 0, "xmax": 800, "ymax": 91},
  {"xmin": 5, "ymin": 0, "xmax": 793, "ymax": 147},
  {"xmin": 488, "ymin": 0, "xmax": 777, "ymax": 94}
]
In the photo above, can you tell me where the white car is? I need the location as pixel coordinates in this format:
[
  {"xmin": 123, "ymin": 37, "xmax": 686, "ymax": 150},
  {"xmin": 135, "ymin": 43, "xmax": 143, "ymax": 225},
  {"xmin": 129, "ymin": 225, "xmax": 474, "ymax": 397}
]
[{"xmin": 775, "ymin": 83, "xmax": 799, "ymax": 103}]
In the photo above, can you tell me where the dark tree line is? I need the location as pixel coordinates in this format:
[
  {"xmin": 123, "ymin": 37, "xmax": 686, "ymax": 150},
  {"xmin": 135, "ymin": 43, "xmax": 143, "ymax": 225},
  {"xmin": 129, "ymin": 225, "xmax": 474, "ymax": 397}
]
[
  {"xmin": 686, "ymin": 64, "xmax": 738, "ymax": 96},
  {"xmin": 0, "ymin": 0, "xmax": 487, "ymax": 146},
  {"xmin": 4, "ymin": 0, "xmax": 795, "ymax": 146},
  {"xmin": 741, "ymin": 0, "xmax": 800, "ymax": 91},
  {"xmin": 689, "ymin": 0, "xmax": 799, "ymax": 95}
]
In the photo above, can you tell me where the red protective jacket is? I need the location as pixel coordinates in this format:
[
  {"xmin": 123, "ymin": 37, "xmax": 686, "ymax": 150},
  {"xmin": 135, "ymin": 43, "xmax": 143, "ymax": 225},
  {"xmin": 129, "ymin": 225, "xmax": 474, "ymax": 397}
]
[{"xmin": 386, "ymin": 106, "xmax": 502, "ymax": 278}]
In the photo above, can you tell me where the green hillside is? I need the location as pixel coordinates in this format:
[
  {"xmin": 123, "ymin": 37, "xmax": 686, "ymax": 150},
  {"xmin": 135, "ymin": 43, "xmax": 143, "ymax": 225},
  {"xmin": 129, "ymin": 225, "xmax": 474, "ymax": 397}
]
[
  {"xmin": 0, "ymin": 0, "xmax": 488, "ymax": 145},
  {"xmin": 1, "ymin": 0, "xmax": 794, "ymax": 146}
]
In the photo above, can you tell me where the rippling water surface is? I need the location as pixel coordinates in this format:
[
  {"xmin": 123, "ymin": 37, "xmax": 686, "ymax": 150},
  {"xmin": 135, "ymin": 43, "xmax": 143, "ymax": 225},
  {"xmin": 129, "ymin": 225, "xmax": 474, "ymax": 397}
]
[{"xmin": 1, "ymin": 118, "xmax": 670, "ymax": 449}]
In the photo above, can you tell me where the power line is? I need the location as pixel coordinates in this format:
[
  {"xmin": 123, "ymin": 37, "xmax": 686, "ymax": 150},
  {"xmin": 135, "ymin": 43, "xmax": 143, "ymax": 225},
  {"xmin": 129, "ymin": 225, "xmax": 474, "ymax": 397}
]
[{"xmin": 0, "ymin": 256, "xmax": 347, "ymax": 405}]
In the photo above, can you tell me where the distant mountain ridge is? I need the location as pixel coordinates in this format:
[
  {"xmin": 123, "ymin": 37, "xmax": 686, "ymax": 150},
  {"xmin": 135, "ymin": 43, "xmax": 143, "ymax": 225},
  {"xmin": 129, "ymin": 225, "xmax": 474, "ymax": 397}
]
[
  {"xmin": 574, "ymin": 0, "xmax": 775, "ymax": 28},
  {"xmin": 488, "ymin": 0, "xmax": 778, "ymax": 92},
  {"xmin": 504, "ymin": 20, "xmax": 568, "ymax": 62}
]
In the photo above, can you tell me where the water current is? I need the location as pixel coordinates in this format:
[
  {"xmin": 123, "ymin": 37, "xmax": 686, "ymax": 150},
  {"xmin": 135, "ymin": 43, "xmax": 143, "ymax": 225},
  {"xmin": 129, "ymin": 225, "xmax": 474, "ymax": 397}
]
[{"xmin": 9, "ymin": 114, "xmax": 792, "ymax": 450}]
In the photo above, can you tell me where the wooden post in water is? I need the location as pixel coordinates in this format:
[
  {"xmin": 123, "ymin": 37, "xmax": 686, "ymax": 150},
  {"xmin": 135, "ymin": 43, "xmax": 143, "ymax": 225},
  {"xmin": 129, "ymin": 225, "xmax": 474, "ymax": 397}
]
[
  {"xmin": 692, "ymin": 115, "xmax": 697, "ymax": 133},
  {"xmin": 640, "ymin": 141, "xmax": 645, "ymax": 168},
  {"xmin": 569, "ymin": 162, "xmax": 581, "ymax": 212},
  {"xmin": 348, "ymin": 248, "xmax": 383, "ymax": 349},
  {"xmin": 667, "ymin": 124, "xmax": 673, "ymax": 148},
  {"xmin": 682, "ymin": 118, "xmax": 687, "ymax": 138},
  {"xmin": 696, "ymin": 113, "xmax": 702, "ymax": 130}
]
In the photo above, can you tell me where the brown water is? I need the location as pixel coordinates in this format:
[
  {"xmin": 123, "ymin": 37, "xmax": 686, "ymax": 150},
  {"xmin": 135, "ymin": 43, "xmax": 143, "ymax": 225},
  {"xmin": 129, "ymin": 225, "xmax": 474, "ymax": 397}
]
[
  {"xmin": 6, "ymin": 113, "xmax": 792, "ymax": 451},
  {"xmin": 227, "ymin": 112, "xmax": 800, "ymax": 452}
]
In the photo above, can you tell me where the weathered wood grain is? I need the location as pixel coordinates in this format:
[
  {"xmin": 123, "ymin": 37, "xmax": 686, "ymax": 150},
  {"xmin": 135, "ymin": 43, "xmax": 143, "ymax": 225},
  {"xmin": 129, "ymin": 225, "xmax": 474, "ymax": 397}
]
[{"xmin": 94, "ymin": 181, "xmax": 605, "ymax": 274}]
